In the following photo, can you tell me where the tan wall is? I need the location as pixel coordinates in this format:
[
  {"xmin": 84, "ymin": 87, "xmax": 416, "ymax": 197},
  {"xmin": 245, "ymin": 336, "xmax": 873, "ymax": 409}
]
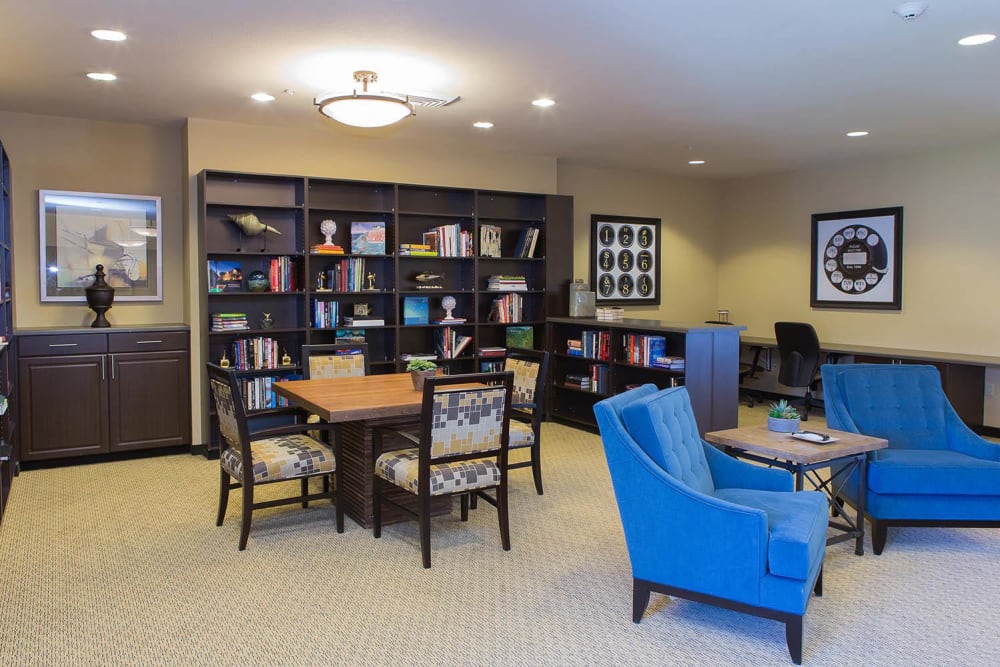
[
  {"xmin": 717, "ymin": 139, "xmax": 1000, "ymax": 424},
  {"xmin": 556, "ymin": 162, "xmax": 724, "ymax": 322},
  {"xmin": 0, "ymin": 111, "xmax": 185, "ymax": 328},
  {"xmin": 184, "ymin": 117, "xmax": 560, "ymax": 444}
]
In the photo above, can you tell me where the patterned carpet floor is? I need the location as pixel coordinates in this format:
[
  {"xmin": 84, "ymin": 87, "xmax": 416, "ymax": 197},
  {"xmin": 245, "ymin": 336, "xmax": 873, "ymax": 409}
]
[{"xmin": 1, "ymin": 407, "xmax": 998, "ymax": 666}]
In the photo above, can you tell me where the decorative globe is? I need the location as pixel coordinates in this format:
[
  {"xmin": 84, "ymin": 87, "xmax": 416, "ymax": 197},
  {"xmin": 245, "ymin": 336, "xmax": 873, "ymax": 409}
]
[{"xmin": 247, "ymin": 270, "xmax": 269, "ymax": 292}]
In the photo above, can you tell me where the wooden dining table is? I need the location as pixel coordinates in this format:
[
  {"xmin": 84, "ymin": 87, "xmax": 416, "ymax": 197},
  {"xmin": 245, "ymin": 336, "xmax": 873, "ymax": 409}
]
[{"xmin": 272, "ymin": 373, "xmax": 472, "ymax": 528}]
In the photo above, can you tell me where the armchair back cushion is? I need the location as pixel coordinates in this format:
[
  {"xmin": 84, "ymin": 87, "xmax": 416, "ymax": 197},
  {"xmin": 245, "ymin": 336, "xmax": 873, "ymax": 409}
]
[{"xmin": 621, "ymin": 386, "xmax": 715, "ymax": 496}]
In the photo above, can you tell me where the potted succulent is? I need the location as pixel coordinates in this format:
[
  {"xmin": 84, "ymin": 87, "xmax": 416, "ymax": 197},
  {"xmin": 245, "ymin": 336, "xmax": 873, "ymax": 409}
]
[
  {"xmin": 407, "ymin": 359, "xmax": 438, "ymax": 391},
  {"xmin": 767, "ymin": 399, "xmax": 801, "ymax": 433}
]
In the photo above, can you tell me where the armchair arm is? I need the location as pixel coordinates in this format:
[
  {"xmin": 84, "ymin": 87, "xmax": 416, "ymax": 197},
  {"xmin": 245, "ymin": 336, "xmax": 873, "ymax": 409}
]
[
  {"xmin": 944, "ymin": 401, "xmax": 1000, "ymax": 461},
  {"xmin": 703, "ymin": 442, "xmax": 793, "ymax": 492},
  {"xmin": 595, "ymin": 407, "xmax": 768, "ymax": 604},
  {"xmin": 250, "ymin": 421, "xmax": 337, "ymax": 441}
]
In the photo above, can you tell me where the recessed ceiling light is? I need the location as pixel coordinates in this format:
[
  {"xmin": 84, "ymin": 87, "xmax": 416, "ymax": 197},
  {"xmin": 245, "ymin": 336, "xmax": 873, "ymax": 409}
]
[
  {"xmin": 532, "ymin": 98, "xmax": 555, "ymax": 108},
  {"xmin": 688, "ymin": 160, "xmax": 705, "ymax": 165},
  {"xmin": 86, "ymin": 72, "xmax": 117, "ymax": 81},
  {"xmin": 251, "ymin": 92, "xmax": 276, "ymax": 102},
  {"xmin": 846, "ymin": 130, "xmax": 869, "ymax": 137},
  {"xmin": 473, "ymin": 121, "xmax": 494, "ymax": 129},
  {"xmin": 91, "ymin": 29, "xmax": 127, "ymax": 42},
  {"xmin": 958, "ymin": 33, "xmax": 996, "ymax": 46}
]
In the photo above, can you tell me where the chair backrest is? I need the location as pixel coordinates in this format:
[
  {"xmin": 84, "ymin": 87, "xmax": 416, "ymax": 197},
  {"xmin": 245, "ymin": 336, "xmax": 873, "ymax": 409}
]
[
  {"xmin": 206, "ymin": 363, "xmax": 252, "ymax": 468},
  {"xmin": 504, "ymin": 348, "xmax": 550, "ymax": 416},
  {"xmin": 620, "ymin": 386, "xmax": 715, "ymax": 495},
  {"xmin": 821, "ymin": 363, "xmax": 949, "ymax": 450},
  {"xmin": 420, "ymin": 372, "xmax": 514, "ymax": 461},
  {"xmin": 774, "ymin": 322, "xmax": 821, "ymax": 387},
  {"xmin": 301, "ymin": 343, "xmax": 370, "ymax": 379}
]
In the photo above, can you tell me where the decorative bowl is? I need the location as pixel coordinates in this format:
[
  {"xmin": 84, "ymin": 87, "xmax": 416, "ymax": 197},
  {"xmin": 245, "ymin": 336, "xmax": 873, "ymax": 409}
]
[{"xmin": 247, "ymin": 270, "xmax": 269, "ymax": 292}]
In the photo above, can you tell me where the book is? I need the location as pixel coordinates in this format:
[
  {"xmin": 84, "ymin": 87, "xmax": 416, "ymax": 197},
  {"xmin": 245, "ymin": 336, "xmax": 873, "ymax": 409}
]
[
  {"xmin": 506, "ymin": 325, "xmax": 534, "ymax": 349},
  {"xmin": 343, "ymin": 317, "xmax": 385, "ymax": 326},
  {"xmin": 208, "ymin": 260, "xmax": 242, "ymax": 292},
  {"xmin": 334, "ymin": 329, "xmax": 366, "ymax": 343},
  {"xmin": 480, "ymin": 224, "xmax": 502, "ymax": 258},
  {"xmin": 403, "ymin": 296, "xmax": 430, "ymax": 325},
  {"xmin": 351, "ymin": 221, "xmax": 386, "ymax": 255}
]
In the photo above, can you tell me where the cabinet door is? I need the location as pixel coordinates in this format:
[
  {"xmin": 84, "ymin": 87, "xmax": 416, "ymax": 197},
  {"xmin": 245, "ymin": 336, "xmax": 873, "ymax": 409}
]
[
  {"xmin": 109, "ymin": 350, "xmax": 191, "ymax": 451},
  {"xmin": 19, "ymin": 355, "xmax": 108, "ymax": 460}
]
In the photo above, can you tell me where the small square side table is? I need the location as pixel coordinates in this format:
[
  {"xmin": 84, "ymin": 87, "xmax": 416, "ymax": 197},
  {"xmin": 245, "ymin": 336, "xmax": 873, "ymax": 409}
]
[{"xmin": 704, "ymin": 425, "xmax": 888, "ymax": 555}]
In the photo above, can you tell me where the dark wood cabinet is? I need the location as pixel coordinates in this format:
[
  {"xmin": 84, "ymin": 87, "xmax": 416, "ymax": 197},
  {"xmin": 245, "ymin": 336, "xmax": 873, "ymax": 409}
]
[
  {"xmin": 17, "ymin": 327, "xmax": 190, "ymax": 461},
  {"xmin": 0, "ymin": 138, "xmax": 14, "ymax": 521}
]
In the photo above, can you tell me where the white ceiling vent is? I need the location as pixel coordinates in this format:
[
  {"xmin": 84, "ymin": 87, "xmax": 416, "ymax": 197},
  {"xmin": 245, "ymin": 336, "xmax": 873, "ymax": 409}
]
[{"xmin": 893, "ymin": 2, "xmax": 928, "ymax": 20}]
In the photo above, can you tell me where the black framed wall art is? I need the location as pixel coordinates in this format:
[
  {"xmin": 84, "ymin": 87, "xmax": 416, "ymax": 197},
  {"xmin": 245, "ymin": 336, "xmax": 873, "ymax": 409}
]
[
  {"xmin": 590, "ymin": 214, "xmax": 660, "ymax": 306},
  {"xmin": 810, "ymin": 206, "xmax": 902, "ymax": 310}
]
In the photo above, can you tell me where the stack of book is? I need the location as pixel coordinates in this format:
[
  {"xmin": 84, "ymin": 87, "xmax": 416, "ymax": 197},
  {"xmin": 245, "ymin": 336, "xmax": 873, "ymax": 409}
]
[
  {"xmin": 487, "ymin": 275, "xmax": 528, "ymax": 291},
  {"xmin": 401, "ymin": 352, "xmax": 437, "ymax": 362},
  {"xmin": 477, "ymin": 346, "xmax": 506, "ymax": 358},
  {"xmin": 435, "ymin": 327, "xmax": 473, "ymax": 359},
  {"xmin": 590, "ymin": 364, "xmax": 610, "ymax": 393},
  {"xmin": 564, "ymin": 373, "xmax": 591, "ymax": 391},
  {"xmin": 310, "ymin": 242, "xmax": 345, "ymax": 255},
  {"xmin": 566, "ymin": 339, "xmax": 583, "ymax": 356},
  {"xmin": 398, "ymin": 243, "xmax": 437, "ymax": 257},
  {"xmin": 624, "ymin": 334, "xmax": 667, "ymax": 367},
  {"xmin": 490, "ymin": 292, "xmax": 523, "ymax": 322},
  {"xmin": 211, "ymin": 313, "xmax": 248, "ymax": 331},
  {"xmin": 480, "ymin": 224, "xmax": 502, "ymax": 258},
  {"xmin": 426, "ymin": 223, "xmax": 473, "ymax": 257},
  {"xmin": 513, "ymin": 227, "xmax": 541, "ymax": 258},
  {"xmin": 652, "ymin": 355, "xmax": 686, "ymax": 370},
  {"xmin": 334, "ymin": 329, "xmax": 366, "ymax": 344},
  {"xmin": 343, "ymin": 315, "xmax": 385, "ymax": 326}
]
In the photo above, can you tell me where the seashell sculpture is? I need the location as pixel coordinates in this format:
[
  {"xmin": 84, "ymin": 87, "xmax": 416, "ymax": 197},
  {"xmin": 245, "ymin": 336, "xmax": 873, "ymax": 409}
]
[{"xmin": 226, "ymin": 212, "xmax": 282, "ymax": 236}]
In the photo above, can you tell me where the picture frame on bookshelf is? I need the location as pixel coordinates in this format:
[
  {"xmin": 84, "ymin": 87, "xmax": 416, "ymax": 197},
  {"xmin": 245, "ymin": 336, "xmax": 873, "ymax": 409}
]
[
  {"xmin": 590, "ymin": 214, "xmax": 660, "ymax": 306},
  {"xmin": 39, "ymin": 190, "xmax": 163, "ymax": 301},
  {"xmin": 506, "ymin": 325, "xmax": 534, "ymax": 349},
  {"xmin": 403, "ymin": 296, "xmax": 430, "ymax": 325},
  {"xmin": 350, "ymin": 221, "xmax": 386, "ymax": 255},
  {"xmin": 208, "ymin": 260, "xmax": 243, "ymax": 292}
]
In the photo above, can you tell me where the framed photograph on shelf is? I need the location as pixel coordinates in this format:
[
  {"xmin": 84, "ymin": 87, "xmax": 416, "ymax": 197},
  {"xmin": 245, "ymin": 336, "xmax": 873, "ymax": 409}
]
[
  {"xmin": 590, "ymin": 214, "xmax": 660, "ymax": 306},
  {"xmin": 811, "ymin": 206, "xmax": 903, "ymax": 310},
  {"xmin": 39, "ymin": 190, "xmax": 162, "ymax": 301}
]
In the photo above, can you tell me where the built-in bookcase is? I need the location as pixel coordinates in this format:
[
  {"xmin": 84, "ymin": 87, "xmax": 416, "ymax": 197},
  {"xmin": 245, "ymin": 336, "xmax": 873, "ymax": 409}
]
[
  {"xmin": 0, "ymin": 138, "xmax": 15, "ymax": 521},
  {"xmin": 199, "ymin": 170, "xmax": 572, "ymax": 451}
]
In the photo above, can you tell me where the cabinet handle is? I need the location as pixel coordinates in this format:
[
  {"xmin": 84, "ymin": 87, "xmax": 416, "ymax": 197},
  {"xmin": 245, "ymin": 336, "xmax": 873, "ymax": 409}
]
[
  {"xmin": 111, "ymin": 354, "xmax": 115, "ymax": 380},
  {"xmin": 101, "ymin": 356, "xmax": 105, "ymax": 381},
  {"xmin": 48, "ymin": 343, "xmax": 78, "ymax": 347},
  {"xmin": 135, "ymin": 340, "xmax": 162, "ymax": 344}
]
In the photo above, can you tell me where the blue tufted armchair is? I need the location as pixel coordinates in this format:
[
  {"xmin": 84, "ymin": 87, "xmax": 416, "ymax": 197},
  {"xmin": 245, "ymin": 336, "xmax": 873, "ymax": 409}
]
[
  {"xmin": 821, "ymin": 363, "xmax": 1000, "ymax": 554},
  {"xmin": 594, "ymin": 385, "xmax": 828, "ymax": 664}
]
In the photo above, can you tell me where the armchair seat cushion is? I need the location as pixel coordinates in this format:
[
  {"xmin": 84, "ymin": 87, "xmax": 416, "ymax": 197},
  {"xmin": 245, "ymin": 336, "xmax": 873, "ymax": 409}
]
[
  {"xmin": 714, "ymin": 488, "xmax": 828, "ymax": 581},
  {"xmin": 222, "ymin": 434, "xmax": 335, "ymax": 483},
  {"xmin": 376, "ymin": 448, "xmax": 500, "ymax": 495},
  {"xmin": 869, "ymin": 449, "xmax": 1000, "ymax": 496},
  {"xmin": 508, "ymin": 420, "xmax": 535, "ymax": 449}
]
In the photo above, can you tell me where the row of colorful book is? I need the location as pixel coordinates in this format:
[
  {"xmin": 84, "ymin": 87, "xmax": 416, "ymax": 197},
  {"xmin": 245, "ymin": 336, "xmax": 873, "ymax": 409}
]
[
  {"xmin": 513, "ymin": 227, "xmax": 541, "ymax": 258},
  {"xmin": 434, "ymin": 327, "xmax": 473, "ymax": 359},
  {"xmin": 622, "ymin": 334, "xmax": 667, "ymax": 367},
  {"xmin": 564, "ymin": 364, "xmax": 609, "ymax": 393},
  {"xmin": 238, "ymin": 375, "xmax": 298, "ymax": 412},
  {"xmin": 268, "ymin": 256, "xmax": 297, "ymax": 293},
  {"xmin": 312, "ymin": 300, "xmax": 340, "ymax": 329},
  {"xmin": 322, "ymin": 257, "xmax": 370, "ymax": 293},
  {"xmin": 566, "ymin": 330, "xmax": 611, "ymax": 360},
  {"xmin": 489, "ymin": 292, "xmax": 524, "ymax": 323},
  {"xmin": 427, "ymin": 223, "xmax": 474, "ymax": 257},
  {"xmin": 229, "ymin": 336, "xmax": 283, "ymax": 370}
]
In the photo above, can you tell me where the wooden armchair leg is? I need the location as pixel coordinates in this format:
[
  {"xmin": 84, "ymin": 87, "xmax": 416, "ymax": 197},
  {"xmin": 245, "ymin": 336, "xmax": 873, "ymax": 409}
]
[
  {"xmin": 239, "ymin": 483, "xmax": 253, "ymax": 551},
  {"xmin": 301, "ymin": 477, "xmax": 310, "ymax": 508},
  {"xmin": 632, "ymin": 579, "xmax": 651, "ymax": 623},
  {"xmin": 785, "ymin": 615, "xmax": 803, "ymax": 665},
  {"xmin": 216, "ymin": 468, "xmax": 230, "ymax": 527},
  {"xmin": 872, "ymin": 520, "xmax": 888, "ymax": 555},
  {"xmin": 813, "ymin": 567, "xmax": 823, "ymax": 597},
  {"xmin": 531, "ymin": 444, "xmax": 544, "ymax": 495}
]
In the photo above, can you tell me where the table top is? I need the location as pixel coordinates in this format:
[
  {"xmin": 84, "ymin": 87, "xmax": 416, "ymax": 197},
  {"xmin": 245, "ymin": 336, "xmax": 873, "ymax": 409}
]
[
  {"xmin": 740, "ymin": 335, "xmax": 1000, "ymax": 367},
  {"xmin": 272, "ymin": 373, "xmax": 484, "ymax": 423},
  {"xmin": 704, "ymin": 424, "xmax": 888, "ymax": 464}
]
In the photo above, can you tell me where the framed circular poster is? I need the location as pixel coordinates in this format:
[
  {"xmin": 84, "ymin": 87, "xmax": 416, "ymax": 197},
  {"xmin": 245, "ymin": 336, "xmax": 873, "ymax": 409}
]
[
  {"xmin": 590, "ymin": 214, "xmax": 661, "ymax": 305},
  {"xmin": 810, "ymin": 207, "xmax": 903, "ymax": 310}
]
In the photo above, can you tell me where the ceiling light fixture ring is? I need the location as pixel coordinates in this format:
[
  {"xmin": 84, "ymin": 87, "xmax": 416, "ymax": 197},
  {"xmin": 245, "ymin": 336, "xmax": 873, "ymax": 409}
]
[{"xmin": 315, "ymin": 70, "xmax": 415, "ymax": 128}]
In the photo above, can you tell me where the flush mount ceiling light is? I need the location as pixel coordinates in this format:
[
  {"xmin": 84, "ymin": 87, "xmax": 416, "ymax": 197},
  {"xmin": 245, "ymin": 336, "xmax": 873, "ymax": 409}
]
[
  {"xmin": 846, "ymin": 130, "xmax": 870, "ymax": 137},
  {"xmin": 473, "ymin": 121, "xmax": 494, "ymax": 129},
  {"xmin": 86, "ymin": 72, "xmax": 117, "ymax": 81},
  {"xmin": 91, "ymin": 29, "xmax": 127, "ymax": 42},
  {"xmin": 958, "ymin": 33, "xmax": 996, "ymax": 46},
  {"xmin": 688, "ymin": 160, "xmax": 705, "ymax": 165},
  {"xmin": 532, "ymin": 97, "xmax": 556, "ymax": 108},
  {"xmin": 315, "ymin": 70, "xmax": 414, "ymax": 128},
  {"xmin": 251, "ymin": 92, "xmax": 275, "ymax": 102}
]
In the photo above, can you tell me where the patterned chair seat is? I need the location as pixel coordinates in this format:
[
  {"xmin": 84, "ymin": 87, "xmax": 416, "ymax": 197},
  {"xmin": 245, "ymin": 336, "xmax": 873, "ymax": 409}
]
[
  {"xmin": 222, "ymin": 433, "xmax": 336, "ymax": 483},
  {"xmin": 508, "ymin": 420, "xmax": 535, "ymax": 449},
  {"xmin": 376, "ymin": 448, "xmax": 501, "ymax": 496}
]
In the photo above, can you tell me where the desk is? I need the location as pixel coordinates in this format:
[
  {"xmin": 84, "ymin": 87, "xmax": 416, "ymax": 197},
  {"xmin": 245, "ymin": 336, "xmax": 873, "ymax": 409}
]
[
  {"xmin": 273, "ymin": 373, "xmax": 474, "ymax": 528},
  {"xmin": 704, "ymin": 425, "xmax": 888, "ymax": 555},
  {"xmin": 741, "ymin": 336, "xmax": 995, "ymax": 430}
]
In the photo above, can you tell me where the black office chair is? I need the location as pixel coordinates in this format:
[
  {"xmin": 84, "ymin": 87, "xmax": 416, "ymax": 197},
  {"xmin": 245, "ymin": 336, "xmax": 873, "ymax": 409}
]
[
  {"xmin": 705, "ymin": 321, "xmax": 764, "ymax": 407},
  {"xmin": 773, "ymin": 322, "xmax": 822, "ymax": 421}
]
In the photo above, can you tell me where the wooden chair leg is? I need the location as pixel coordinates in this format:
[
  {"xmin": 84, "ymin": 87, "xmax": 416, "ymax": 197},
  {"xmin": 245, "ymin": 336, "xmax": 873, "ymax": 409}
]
[
  {"xmin": 785, "ymin": 615, "xmax": 803, "ymax": 665},
  {"xmin": 372, "ymin": 476, "xmax": 383, "ymax": 538},
  {"xmin": 632, "ymin": 579, "xmax": 651, "ymax": 623},
  {"xmin": 498, "ymin": 480, "xmax": 511, "ymax": 552},
  {"xmin": 216, "ymin": 467, "xmax": 230, "ymax": 527},
  {"xmin": 531, "ymin": 443, "xmax": 544, "ymax": 495},
  {"xmin": 460, "ymin": 493, "xmax": 469, "ymax": 521},
  {"xmin": 813, "ymin": 567, "xmax": 823, "ymax": 597},
  {"xmin": 301, "ymin": 477, "xmax": 309, "ymax": 508},
  {"xmin": 420, "ymin": 493, "xmax": 432, "ymax": 569},
  {"xmin": 239, "ymin": 481, "xmax": 254, "ymax": 551},
  {"xmin": 872, "ymin": 520, "xmax": 888, "ymax": 555},
  {"xmin": 333, "ymin": 470, "xmax": 344, "ymax": 535}
]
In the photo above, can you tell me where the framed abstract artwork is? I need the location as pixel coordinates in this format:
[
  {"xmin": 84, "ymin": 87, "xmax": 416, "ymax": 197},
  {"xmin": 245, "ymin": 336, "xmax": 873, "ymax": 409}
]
[
  {"xmin": 39, "ymin": 190, "xmax": 162, "ymax": 301},
  {"xmin": 810, "ymin": 206, "xmax": 902, "ymax": 310},
  {"xmin": 590, "ymin": 214, "xmax": 660, "ymax": 306}
]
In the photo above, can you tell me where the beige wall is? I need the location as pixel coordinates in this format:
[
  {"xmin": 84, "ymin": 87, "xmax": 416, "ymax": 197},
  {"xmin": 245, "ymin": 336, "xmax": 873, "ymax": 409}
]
[
  {"xmin": 717, "ymin": 139, "xmax": 1000, "ymax": 425},
  {"xmin": 183, "ymin": 118, "xmax": 560, "ymax": 444},
  {"xmin": 556, "ymin": 162, "xmax": 724, "ymax": 322},
  {"xmin": 0, "ymin": 111, "xmax": 185, "ymax": 328}
]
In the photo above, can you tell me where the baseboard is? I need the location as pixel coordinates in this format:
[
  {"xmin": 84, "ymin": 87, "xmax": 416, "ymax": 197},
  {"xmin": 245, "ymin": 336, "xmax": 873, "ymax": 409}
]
[{"xmin": 19, "ymin": 444, "xmax": 191, "ymax": 471}]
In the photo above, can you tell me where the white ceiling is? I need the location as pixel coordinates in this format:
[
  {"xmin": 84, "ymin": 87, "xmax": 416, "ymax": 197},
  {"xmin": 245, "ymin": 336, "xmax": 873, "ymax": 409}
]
[{"xmin": 2, "ymin": 0, "xmax": 999, "ymax": 177}]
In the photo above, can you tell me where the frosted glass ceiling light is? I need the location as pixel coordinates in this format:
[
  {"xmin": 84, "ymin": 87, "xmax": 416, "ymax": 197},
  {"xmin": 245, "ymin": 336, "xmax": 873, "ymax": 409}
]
[
  {"xmin": 91, "ymin": 29, "xmax": 127, "ymax": 42},
  {"xmin": 87, "ymin": 72, "xmax": 117, "ymax": 81},
  {"xmin": 315, "ymin": 70, "xmax": 414, "ymax": 128},
  {"xmin": 958, "ymin": 34, "xmax": 996, "ymax": 46}
]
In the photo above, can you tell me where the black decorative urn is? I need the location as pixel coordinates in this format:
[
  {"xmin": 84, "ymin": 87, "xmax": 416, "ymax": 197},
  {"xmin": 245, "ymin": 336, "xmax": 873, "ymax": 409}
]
[{"xmin": 84, "ymin": 264, "xmax": 115, "ymax": 328}]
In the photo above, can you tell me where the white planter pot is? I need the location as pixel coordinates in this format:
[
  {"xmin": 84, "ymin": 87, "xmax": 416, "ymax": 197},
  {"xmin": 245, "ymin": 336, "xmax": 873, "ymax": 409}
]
[{"xmin": 768, "ymin": 416, "xmax": 801, "ymax": 433}]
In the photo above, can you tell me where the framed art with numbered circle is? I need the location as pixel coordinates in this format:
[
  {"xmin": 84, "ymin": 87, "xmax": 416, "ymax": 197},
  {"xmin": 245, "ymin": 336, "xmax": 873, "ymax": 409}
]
[
  {"xmin": 590, "ymin": 214, "xmax": 660, "ymax": 305},
  {"xmin": 810, "ymin": 207, "xmax": 902, "ymax": 310}
]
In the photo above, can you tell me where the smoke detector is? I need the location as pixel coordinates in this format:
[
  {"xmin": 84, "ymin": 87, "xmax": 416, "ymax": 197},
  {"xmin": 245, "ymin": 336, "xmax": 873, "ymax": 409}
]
[{"xmin": 893, "ymin": 2, "xmax": 928, "ymax": 20}]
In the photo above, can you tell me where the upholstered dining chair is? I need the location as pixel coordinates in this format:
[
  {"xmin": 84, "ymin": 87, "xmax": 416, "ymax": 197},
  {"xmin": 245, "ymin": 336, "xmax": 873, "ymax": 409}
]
[
  {"xmin": 372, "ymin": 371, "xmax": 514, "ymax": 568},
  {"xmin": 504, "ymin": 348, "xmax": 550, "ymax": 495},
  {"xmin": 595, "ymin": 385, "xmax": 828, "ymax": 664},
  {"xmin": 301, "ymin": 342, "xmax": 371, "ymax": 379},
  {"xmin": 207, "ymin": 363, "xmax": 343, "ymax": 550}
]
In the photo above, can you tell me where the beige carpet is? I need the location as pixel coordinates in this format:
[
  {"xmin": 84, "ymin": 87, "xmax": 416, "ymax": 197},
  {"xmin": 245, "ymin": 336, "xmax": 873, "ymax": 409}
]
[{"xmin": 1, "ymin": 407, "xmax": 998, "ymax": 666}]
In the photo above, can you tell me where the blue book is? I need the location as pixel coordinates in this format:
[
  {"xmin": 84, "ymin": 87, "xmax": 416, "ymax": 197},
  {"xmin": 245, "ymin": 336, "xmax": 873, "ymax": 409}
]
[
  {"xmin": 351, "ymin": 221, "xmax": 386, "ymax": 255},
  {"xmin": 403, "ymin": 296, "xmax": 429, "ymax": 325}
]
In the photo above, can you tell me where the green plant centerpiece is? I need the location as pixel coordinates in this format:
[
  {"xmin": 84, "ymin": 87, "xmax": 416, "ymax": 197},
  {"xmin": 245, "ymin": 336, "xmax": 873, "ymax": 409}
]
[
  {"xmin": 767, "ymin": 399, "xmax": 801, "ymax": 433},
  {"xmin": 407, "ymin": 359, "xmax": 438, "ymax": 391}
]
